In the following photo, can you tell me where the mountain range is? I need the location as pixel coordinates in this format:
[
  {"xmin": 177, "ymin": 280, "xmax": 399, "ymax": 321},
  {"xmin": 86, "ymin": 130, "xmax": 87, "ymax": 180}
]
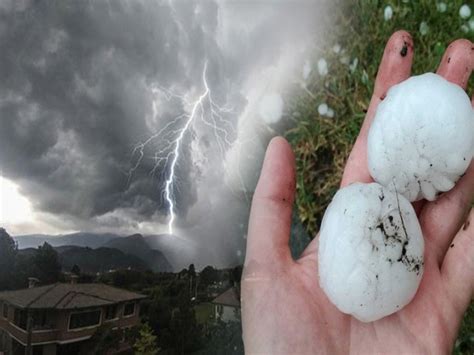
[{"xmin": 13, "ymin": 232, "xmax": 201, "ymax": 272}]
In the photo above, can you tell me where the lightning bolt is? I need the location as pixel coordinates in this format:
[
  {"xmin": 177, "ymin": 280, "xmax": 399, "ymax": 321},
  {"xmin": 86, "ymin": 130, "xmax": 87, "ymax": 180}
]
[
  {"xmin": 164, "ymin": 63, "xmax": 210, "ymax": 235},
  {"xmin": 127, "ymin": 61, "xmax": 236, "ymax": 235}
]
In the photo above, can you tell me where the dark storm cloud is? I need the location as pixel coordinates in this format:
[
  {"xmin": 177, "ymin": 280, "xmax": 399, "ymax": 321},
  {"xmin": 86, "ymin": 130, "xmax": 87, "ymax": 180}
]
[
  {"xmin": 0, "ymin": 0, "xmax": 328, "ymax": 268},
  {"xmin": 0, "ymin": 0, "xmax": 219, "ymax": 221}
]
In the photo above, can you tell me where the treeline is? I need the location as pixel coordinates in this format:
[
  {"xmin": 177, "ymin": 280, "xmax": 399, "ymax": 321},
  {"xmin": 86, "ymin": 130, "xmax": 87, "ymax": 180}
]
[
  {"xmin": 99, "ymin": 265, "xmax": 243, "ymax": 354},
  {"xmin": 0, "ymin": 228, "xmax": 62, "ymax": 290}
]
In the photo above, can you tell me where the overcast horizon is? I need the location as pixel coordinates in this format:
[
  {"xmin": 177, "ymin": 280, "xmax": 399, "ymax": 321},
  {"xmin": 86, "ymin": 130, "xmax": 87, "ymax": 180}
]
[{"xmin": 0, "ymin": 0, "xmax": 330, "ymax": 268}]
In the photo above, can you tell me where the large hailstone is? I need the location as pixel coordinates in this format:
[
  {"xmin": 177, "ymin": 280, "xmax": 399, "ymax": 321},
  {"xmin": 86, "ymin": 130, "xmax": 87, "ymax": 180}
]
[
  {"xmin": 318, "ymin": 183, "xmax": 424, "ymax": 322},
  {"xmin": 368, "ymin": 73, "xmax": 474, "ymax": 202}
]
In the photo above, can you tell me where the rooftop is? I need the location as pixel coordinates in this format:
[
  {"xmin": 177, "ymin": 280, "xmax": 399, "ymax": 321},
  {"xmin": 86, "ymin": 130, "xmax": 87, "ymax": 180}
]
[
  {"xmin": 212, "ymin": 287, "xmax": 240, "ymax": 308},
  {"xmin": 0, "ymin": 283, "xmax": 146, "ymax": 310}
]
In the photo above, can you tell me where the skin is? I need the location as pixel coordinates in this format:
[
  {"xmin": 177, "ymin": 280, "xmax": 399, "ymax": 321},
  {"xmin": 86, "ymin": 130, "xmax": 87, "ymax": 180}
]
[{"xmin": 242, "ymin": 31, "xmax": 474, "ymax": 355}]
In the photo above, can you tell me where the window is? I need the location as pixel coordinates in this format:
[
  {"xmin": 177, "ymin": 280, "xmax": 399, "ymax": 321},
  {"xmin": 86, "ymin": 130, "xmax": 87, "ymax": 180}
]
[
  {"xmin": 13, "ymin": 308, "xmax": 27, "ymax": 330},
  {"xmin": 2, "ymin": 303, "xmax": 7, "ymax": 319},
  {"xmin": 69, "ymin": 310, "xmax": 101, "ymax": 330},
  {"xmin": 31, "ymin": 310, "xmax": 48, "ymax": 329},
  {"xmin": 105, "ymin": 305, "xmax": 117, "ymax": 320},
  {"xmin": 123, "ymin": 303, "xmax": 135, "ymax": 317}
]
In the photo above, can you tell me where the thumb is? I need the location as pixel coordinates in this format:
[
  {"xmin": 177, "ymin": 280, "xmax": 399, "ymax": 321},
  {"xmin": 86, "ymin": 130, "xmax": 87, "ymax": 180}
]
[{"xmin": 244, "ymin": 137, "xmax": 296, "ymax": 267}]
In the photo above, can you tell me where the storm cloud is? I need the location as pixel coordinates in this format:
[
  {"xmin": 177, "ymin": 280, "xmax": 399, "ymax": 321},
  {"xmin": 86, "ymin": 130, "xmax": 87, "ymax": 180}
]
[{"xmin": 0, "ymin": 0, "xmax": 329, "ymax": 267}]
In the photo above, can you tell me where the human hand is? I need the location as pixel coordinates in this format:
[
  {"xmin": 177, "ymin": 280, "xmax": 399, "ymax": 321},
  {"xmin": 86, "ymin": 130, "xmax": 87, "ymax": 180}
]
[{"xmin": 241, "ymin": 31, "xmax": 474, "ymax": 354}]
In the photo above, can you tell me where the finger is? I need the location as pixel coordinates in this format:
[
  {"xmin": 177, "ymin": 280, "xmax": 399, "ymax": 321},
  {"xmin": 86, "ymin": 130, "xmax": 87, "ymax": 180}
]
[
  {"xmin": 441, "ymin": 209, "xmax": 474, "ymax": 315},
  {"xmin": 341, "ymin": 30, "xmax": 414, "ymax": 187},
  {"xmin": 420, "ymin": 162, "xmax": 474, "ymax": 265},
  {"xmin": 436, "ymin": 39, "xmax": 474, "ymax": 89},
  {"xmin": 245, "ymin": 137, "xmax": 296, "ymax": 267}
]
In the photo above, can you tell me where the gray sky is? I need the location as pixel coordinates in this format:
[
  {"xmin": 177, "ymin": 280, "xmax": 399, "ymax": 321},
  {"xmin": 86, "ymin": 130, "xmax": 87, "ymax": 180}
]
[{"xmin": 0, "ymin": 0, "xmax": 329, "ymax": 268}]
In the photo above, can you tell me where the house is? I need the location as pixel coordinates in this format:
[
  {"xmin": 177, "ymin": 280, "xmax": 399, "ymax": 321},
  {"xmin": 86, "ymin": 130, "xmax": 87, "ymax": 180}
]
[
  {"xmin": 0, "ymin": 281, "xmax": 146, "ymax": 355},
  {"xmin": 211, "ymin": 287, "xmax": 240, "ymax": 322}
]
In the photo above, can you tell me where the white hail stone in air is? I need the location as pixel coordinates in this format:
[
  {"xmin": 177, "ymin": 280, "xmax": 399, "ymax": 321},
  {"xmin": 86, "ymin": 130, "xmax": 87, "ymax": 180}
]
[
  {"xmin": 368, "ymin": 73, "xmax": 474, "ymax": 202},
  {"xmin": 459, "ymin": 4, "xmax": 472, "ymax": 19},
  {"xmin": 318, "ymin": 183, "xmax": 424, "ymax": 322},
  {"xmin": 258, "ymin": 93, "xmax": 284, "ymax": 124},
  {"xmin": 436, "ymin": 2, "xmax": 447, "ymax": 13},
  {"xmin": 318, "ymin": 103, "xmax": 328, "ymax": 116},
  {"xmin": 419, "ymin": 21, "xmax": 429, "ymax": 35},
  {"xmin": 333, "ymin": 44, "xmax": 342, "ymax": 54},
  {"xmin": 317, "ymin": 58, "xmax": 328, "ymax": 76},
  {"xmin": 384, "ymin": 6, "xmax": 393, "ymax": 21}
]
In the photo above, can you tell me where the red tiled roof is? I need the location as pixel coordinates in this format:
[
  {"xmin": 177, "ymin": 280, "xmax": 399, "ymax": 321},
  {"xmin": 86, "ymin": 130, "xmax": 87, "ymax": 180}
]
[
  {"xmin": 0, "ymin": 283, "xmax": 146, "ymax": 310},
  {"xmin": 212, "ymin": 287, "xmax": 240, "ymax": 308}
]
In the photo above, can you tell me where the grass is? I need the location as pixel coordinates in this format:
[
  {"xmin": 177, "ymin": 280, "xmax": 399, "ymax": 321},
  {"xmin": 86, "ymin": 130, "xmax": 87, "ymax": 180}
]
[
  {"xmin": 195, "ymin": 302, "xmax": 215, "ymax": 325},
  {"xmin": 285, "ymin": 0, "xmax": 473, "ymax": 353}
]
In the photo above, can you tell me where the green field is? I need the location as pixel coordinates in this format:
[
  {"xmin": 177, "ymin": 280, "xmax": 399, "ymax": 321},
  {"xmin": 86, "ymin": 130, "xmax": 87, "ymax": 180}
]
[
  {"xmin": 286, "ymin": 1, "xmax": 473, "ymax": 353},
  {"xmin": 195, "ymin": 302, "xmax": 215, "ymax": 325}
]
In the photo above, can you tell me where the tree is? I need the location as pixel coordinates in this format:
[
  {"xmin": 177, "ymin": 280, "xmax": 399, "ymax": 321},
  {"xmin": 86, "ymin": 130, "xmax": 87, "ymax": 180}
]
[
  {"xmin": 14, "ymin": 253, "xmax": 36, "ymax": 289},
  {"xmin": 188, "ymin": 264, "xmax": 196, "ymax": 299},
  {"xmin": 134, "ymin": 323, "xmax": 158, "ymax": 355},
  {"xmin": 71, "ymin": 264, "xmax": 81, "ymax": 276},
  {"xmin": 83, "ymin": 325, "xmax": 122, "ymax": 354},
  {"xmin": 169, "ymin": 292, "xmax": 203, "ymax": 354},
  {"xmin": 201, "ymin": 320, "xmax": 244, "ymax": 354},
  {"xmin": 188, "ymin": 264, "xmax": 196, "ymax": 278},
  {"xmin": 0, "ymin": 228, "xmax": 17, "ymax": 290},
  {"xmin": 199, "ymin": 266, "xmax": 218, "ymax": 290},
  {"xmin": 231, "ymin": 265, "xmax": 243, "ymax": 295},
  {"xmin": 231, "ymin": 266, "xmax": 243, "ymax": 285},
  {"xmin": 34, "ymin": 242, "xmax": 61, "ymax": 284}
]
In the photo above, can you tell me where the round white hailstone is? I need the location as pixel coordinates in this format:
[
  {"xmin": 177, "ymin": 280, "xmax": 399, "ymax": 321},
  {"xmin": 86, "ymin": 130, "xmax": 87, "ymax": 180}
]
[
  {"xmin": 303, "ymin": 60, "xmax": 312, "ymax": 80},
  {"xmin": 318, "ymin": 183, "xmax": 424, "ymax": 323},
  {"xmin": 368, "ymin": 73, "xmax": 474, "ymax": 202},
  {"xmin": 419, "ymin": 21, "xmax": 429, "ymax": 35},
  {"xmin": 333, "ymin": 43, "xmax": 342, "ymax": 54},
  {"xmin": 436, "ymin": 2, "xmax": 447, "ymax": 12},
  {"xmin": 461, "ymin": 24, "xmax": 470, "ymax": 33},
  {"xmin": 317, "ymin": 58, "xmax": 328, "ymax": 76},
  {"xmin": 318, "ymin": 103, "xmax": 328, "ymax": 116},
  {"xmin": 326, "ymin": 108, "xmax": 335, "ymax": 118},
  {"xmin": 384, "ymin": 5, "xmax": 393, "ymax": 21},
  {"xmin": 258, "ymin": 93, "xmax": 284, "ymax": 124},
  {"xmin": 459, "ymin": 4, "xmax": 472, "ymax": 19}
]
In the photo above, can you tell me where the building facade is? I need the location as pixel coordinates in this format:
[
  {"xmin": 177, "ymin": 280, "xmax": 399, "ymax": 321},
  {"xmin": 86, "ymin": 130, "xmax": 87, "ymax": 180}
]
[
  {"xmin": 0, "ymin": 283, "xmax": 146, "ymax": 355},
  {"xmin": 212, "ymin": 287, "xmax": 240, "ymax": 323}
]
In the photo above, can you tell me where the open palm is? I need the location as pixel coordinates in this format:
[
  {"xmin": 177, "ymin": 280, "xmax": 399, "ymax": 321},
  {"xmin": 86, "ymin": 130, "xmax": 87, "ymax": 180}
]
[{"xmin": 242, "ymin": 31, "xmax": 474, "ymax": 354}]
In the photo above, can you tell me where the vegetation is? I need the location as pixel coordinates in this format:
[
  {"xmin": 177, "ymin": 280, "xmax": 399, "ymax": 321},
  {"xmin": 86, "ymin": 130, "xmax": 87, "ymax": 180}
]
[
  {"xmin": 100, "ymin": 264, "xmax": 242, "ymax": 354},
  {"xmin": 134, "ymin": 323, "xmax": 159, "ymax": 355},
  {"xmin": 0, "ymin": 228, "xmax": 18, "ymax": 290},
  {"xmin": 286, "ymin": 0, "xmax": 473, "ymax": 353},
  {"xmin": 0, "ymin": 229, "xmax": 62, "ymax": 289}
]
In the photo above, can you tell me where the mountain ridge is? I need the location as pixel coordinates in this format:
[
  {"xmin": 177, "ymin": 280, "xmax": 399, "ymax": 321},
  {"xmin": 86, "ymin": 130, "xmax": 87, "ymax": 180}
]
[{"xmin": 13, "ymin": 232, "xmax": 184, "ymax": 271}]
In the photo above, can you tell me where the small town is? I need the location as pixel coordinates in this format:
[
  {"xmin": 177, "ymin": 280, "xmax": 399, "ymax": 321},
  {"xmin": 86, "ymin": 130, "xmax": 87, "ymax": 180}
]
[{"xmin": 0, "ymin": 228, "xmax": 243, "ymax": 355}]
